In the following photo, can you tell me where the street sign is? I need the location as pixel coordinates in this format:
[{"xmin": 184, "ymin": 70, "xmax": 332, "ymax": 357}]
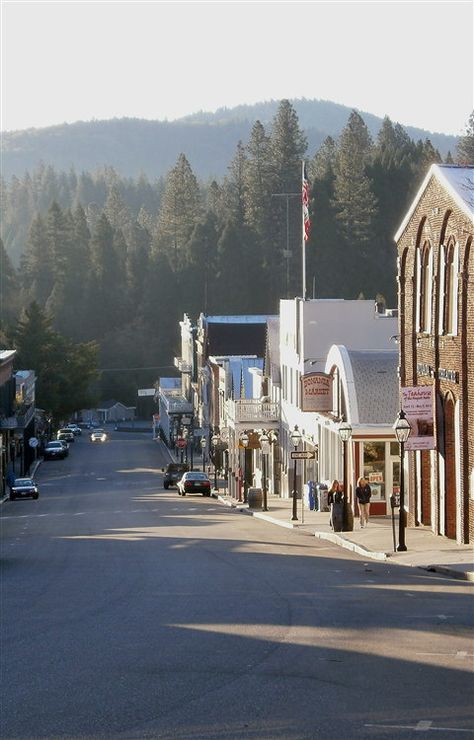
[
  {"xmin": 29, "ymin": 437, "xmax": 39, "ymax": 448},
  {"xmin": 291, "ymin": 450, "xmax": 316, "ymax": 460}
]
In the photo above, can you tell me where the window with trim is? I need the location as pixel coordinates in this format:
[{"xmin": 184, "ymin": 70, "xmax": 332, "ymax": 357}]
[
  {"xmin": 442, "ymin": 242, "xmax": 458, "ymax": 335},
  {"xmin": 418, "ymin": 243, "xmax": 433, "ymax": 333}
]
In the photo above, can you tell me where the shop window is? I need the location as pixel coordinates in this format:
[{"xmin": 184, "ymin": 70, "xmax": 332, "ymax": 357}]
[{"xmin": 363, "ymin": 441, "xmax": 386, "ymax": 501}]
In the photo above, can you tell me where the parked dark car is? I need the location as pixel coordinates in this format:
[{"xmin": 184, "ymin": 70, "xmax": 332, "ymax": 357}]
[
  {"xmin": 177, "ymin": 471, "xmax": 212, "ymax": 496},
  {"xmin": 44, "ymin": 441, "xmax": 68, "ymax": 460},
  {"xmin": 163, "ymin": 462, "xmax": 189, "ymax": 489},
  {"xmin": 10, "ymin": 477, "xmax": 39, "ymax": 500}
]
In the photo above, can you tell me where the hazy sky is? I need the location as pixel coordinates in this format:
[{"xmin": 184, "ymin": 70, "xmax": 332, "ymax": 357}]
[{"xmin": 1, "ymin": 0, "xmax": 472, "ymax": 135}]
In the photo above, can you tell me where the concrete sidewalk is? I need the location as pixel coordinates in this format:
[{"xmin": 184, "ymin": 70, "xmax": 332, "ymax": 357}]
[{"xmin": 213, "ymin": 490, "xmax": 474, "ymax": 582}]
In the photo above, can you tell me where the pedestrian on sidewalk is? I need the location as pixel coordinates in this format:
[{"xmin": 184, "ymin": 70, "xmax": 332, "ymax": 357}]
[
  {"xmin": 328, "ymin": 479, "xmax": 345, "ymax": 532},
  {"xmin": 356, "ymin": 477, "xmax": 372, "ymax": 528}
]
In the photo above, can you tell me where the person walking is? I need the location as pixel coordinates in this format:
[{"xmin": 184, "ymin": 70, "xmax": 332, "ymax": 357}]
[
  {"xmin": 328, "ymin": 479, "xmax": 345, "ymax": 532},
  {"xmin": 356, "ymin": 477, "xmax": 372, "ymax": 528}
]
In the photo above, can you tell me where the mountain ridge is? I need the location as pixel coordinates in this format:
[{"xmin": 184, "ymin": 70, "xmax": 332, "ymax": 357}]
[{"xmin": 1, "ymin": 97, "xmax": 459, "ymax": 181}]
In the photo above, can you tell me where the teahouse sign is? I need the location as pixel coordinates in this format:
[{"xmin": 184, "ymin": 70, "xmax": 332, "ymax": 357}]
[{"xmin": 301, "ymin": 372, "xmax": 333, "ymax": 412}]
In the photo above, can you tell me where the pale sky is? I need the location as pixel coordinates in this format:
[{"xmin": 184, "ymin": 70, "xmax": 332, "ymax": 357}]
[{"xmin": 1, "ymin": 0, "xmax": 473, "ymax": 135}]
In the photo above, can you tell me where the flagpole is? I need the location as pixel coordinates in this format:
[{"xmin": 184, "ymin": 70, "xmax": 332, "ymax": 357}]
[{"xmin": 302, "ymin": 160, "xmax": 307, "ymax": 300}]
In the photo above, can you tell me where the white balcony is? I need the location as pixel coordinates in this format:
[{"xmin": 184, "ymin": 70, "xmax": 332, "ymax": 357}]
[
  {"xmin": 226, "ymin": 399, "xmax": 279, "ymax": 425},
  {"xmin": 174, "ymin": 357, "xmax": 192, "ymax": 373}
]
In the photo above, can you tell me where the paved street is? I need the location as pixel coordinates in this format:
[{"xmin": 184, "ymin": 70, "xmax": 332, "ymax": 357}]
[{"xmin": 1, "ymin": 431, "xmax": 473, "ymax": 739}]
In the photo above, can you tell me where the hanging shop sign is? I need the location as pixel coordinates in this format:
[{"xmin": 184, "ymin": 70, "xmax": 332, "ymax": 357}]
[
  {"xmin": 401, "ymin": 385, "xmax": 435, "ymax": 451},
  {"xmin": 300, "ymin": 372, "xmax": 333, "ymax": 412}
]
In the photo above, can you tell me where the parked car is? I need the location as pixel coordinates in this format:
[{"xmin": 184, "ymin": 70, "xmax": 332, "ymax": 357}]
[
  {"xmin": 66, "ymin": 424, "xmax": 82, "ymax": 436},
  {"xmin": 163, "ymin": 462, "xmax": 189, "ymax": 489},
  {"xmin": 90, "ymin": 429, "xmax": 107, "ymax": 442},
  {"xmin": 177, "ymin": 471, "xmax": 212, "ymax": 496},
  {"xmin": 57, "ymin": 428, "xmax": 75, "ymax": 443},
  {"xmin": 44, "ymin": 441, "xmax": 68, "ymax": 460},
  {"xmin": 10, "ymin": 477, "xmax": 39, "ymax": 500}
]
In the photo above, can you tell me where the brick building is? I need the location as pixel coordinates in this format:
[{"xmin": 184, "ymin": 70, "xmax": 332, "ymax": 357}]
[{"xmin": 395, "ymin": 164, "xmax": 474, "ymax": 544}]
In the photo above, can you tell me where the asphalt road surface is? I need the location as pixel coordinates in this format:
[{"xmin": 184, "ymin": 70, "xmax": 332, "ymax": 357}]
[{"xmin": 1, "ymin": 431, "xmax": 473, "ymax": 739}]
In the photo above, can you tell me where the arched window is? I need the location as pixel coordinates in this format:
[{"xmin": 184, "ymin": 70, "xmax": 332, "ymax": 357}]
[
  {"xmin": 442, "ymin": 241, "xmax": 458, "ymax": 335},
  {"xmin": 418, "ymin": 242, "xmax": 433, "ymax": 333}
]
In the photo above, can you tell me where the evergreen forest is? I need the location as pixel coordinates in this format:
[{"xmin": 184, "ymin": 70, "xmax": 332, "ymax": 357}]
[{"xmin": 1, "ymin": 102, "xmax": 473, "ymax": 412}]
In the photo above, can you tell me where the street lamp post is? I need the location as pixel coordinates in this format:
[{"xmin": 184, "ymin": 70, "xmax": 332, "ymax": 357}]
[
  {"xmin": 393, "ymin": 409, "xmax": 412, "ymax": 552},
  {"xmin": 290, "ymin": 426, "xmax": 302, "ymax": 521},
  {"xmin": 259, "ymin": 431, "xmax": 270, "ymax": 512},
  {"xmin": 200, "ymin": 437, "xmax": 206, "ymax": 472},
  {"xmin": 211, "ymin": 433, "xmax": 220, "ymax": 491},
  {"xmin": 240, "ymin": 432, "xmax": 249, "ymax": 503},
  {"xmin": 338, "ymin": 419, "xmax": 353, "ymax": 531}
]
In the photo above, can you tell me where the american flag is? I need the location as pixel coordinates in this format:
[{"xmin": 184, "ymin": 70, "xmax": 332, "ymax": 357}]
[{"xmin": 302, "ymin": 162, "xmax": 310, "ymax": 241}]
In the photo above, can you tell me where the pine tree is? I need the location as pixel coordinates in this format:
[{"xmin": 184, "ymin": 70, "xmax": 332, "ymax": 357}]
[
  {"xmin": 268, "ymin": 100, "xmax": 308, "ymax": 301},
  {"xmin": 0, "ymin": 237, "xmax": 19, "ymax": 327},
  {"xmin": 20, "ymin": 213, "xmax": 54, "ymax": 306},
  {"xmin": 333, "ymin": 110, "xmax": 377, "ymax": 247},
  {"xmin": 456, "ymin": 111, "xmax": 474, "ymax": 164},
  {"xmin": 220, "ymin": 141, "xmax": 247, "ymax": 226},
  {"xmin": 155, "ymin": 154, "xmax": 201, "ymax": 267},
  {"xmin": 10, "ymin": 302, "xmax": 98, "ymax": 422}
]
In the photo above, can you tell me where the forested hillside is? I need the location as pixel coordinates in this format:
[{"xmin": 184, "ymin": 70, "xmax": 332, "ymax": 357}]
[
  {"xmin": 1, "ymin": 97, "xmax": 459, "ymax": 181},
  {"xmin": 1, "ymin": 101, "xmax": 472, "ymax": 407}
]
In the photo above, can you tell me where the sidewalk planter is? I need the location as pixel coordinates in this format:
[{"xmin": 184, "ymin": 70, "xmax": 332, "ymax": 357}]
[{"xmin": 248, "ymin": 487, "xmax": 263, "ymax": 509}]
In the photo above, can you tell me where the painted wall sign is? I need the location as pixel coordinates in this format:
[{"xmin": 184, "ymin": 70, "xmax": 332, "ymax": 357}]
[
  {"xmin": 402, "ymin": 385, "xmax": 435, "ymax": 451},
  {"xmin": 301, "ymin": 372, "xmax": 333, "ymax": 412}
]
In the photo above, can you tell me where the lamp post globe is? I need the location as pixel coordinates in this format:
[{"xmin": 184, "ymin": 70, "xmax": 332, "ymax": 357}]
[{"xmin": 393, "ymin": 409, "xmax": 412, "ymax": 552}]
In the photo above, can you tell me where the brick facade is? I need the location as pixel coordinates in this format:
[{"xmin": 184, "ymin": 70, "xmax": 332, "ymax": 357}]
[{"xmin": 396, "ymin": 165, "xmax": 473, "ymax": 544}]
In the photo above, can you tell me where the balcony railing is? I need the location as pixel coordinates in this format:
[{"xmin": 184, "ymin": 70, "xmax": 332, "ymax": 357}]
[
  {"xmin": 0, "ymin": 404, "xmax": 35, "ymax": 429},
  {"xmin": 164, "ymin": 398, "xmax": 193, "ymax": 414},
  {"xmin": 174, "ymin": 357, "xmax": 192, "ymax": 373},
  {"xmin": 226, "ymin": 399, "xmax": 279, "ymax": 424}
]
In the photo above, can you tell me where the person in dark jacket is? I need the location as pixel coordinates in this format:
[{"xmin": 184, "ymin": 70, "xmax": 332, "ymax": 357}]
[
  {"xmin": 356, "ymin": 477, "xmax": 372, "ymax": 528},
  {"xmin": 328, "ymin": 479, "xmax": 345, "ymax": 531}
]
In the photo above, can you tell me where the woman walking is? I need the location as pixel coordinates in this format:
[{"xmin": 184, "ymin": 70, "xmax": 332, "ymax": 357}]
[
  {"xmin": 328, "ymin": 479, "xmax": 345, "ymax": 532},
  {"xmin": 356, "ymin": 476, "xmax": 372, "ymax": 528}
]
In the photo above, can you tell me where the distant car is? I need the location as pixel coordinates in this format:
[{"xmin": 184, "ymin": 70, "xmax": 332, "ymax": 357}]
[
  {"xmin": 177, "ymin": 471, "xmax": 212, "ymax": 496},
  {"xmin": 10, "ymin": 477, "xmax": 39, "ymax": 500},
  {"xmin": 44, "ymin": 441, "xmax": 68, "ymax": 460},
  {"xmin": 57, "ymin": 428, "xmax": 75, "ymax": 443},
  {"xmin": 90, "ymin": 429, "xmax": 107, "ymax": 442},
  {"xmin": 163, "ymin": 462, "xmax": 189, "ymax": 489},
  {"xmin": 66, "ymin": 424, "xmax": 82, "ymax": 436}
]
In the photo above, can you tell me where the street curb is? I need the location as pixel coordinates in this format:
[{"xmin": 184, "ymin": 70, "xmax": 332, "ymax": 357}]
[
  {"xmin": 420, "ymin": 564, "xmax": 474, "ymax": 582},
  {"xmin": 314, "ymin": 531, "xmax": 389, "ymax": 561},
  {"xmin": 213, "ymin": 493, "xmax": 474, "ymax": 580}
]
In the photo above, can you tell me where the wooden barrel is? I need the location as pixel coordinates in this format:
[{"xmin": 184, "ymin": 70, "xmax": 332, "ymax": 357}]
[{"xmin": 247, "ymin": 487, "xmax": 263, "ymax": 509}]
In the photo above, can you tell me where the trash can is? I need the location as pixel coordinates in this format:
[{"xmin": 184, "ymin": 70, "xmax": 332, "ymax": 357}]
[
  {"xmin": 316, "ymin": 483, "xmax": 329, "ymax": 512},
  {"xmin": 247, "ymin": 487, "xmax": 263, "ymax": 509}
]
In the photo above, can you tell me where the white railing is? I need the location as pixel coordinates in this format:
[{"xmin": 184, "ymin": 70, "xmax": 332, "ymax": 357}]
[
  {"xmin": 226, "ymin": 399, "xmax": 279, "ymax": 424},
  {"xmin": 174, "ymin": 357, "xmax": 192, "ymax": 373}
]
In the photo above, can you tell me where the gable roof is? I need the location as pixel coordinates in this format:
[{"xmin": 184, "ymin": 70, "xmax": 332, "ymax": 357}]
[{"xmin": 395, "ymin": 164, "xmax": 474, "ymax": 242}]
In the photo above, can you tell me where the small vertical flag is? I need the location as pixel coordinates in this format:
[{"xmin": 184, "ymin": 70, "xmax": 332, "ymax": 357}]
[{"xmin": 302, "ymin": 162, "xmax": 311, "ymax": 242}]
